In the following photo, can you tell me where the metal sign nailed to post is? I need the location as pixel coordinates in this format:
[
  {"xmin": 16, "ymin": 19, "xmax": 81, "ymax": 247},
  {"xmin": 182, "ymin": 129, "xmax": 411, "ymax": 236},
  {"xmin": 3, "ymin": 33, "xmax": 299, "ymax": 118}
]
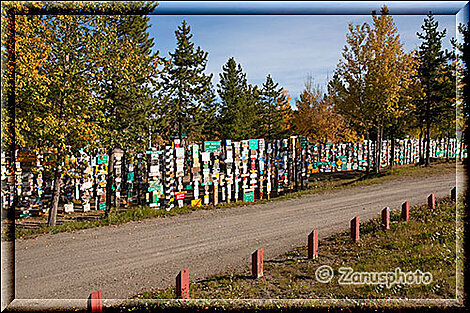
[
  {"xmin": 204, "ymin": 141, "xmax": 221, "ymax": 153},
  {"xmin": 97, "ymin": 155, "xmax": 109, "ymax": 165},
  {"xmin": 249, "ymin": 139, "xmax": 259, "ymax": 150},
  {"xmin": 244, "ymin": 191, "xmax": 255, "ymax": 202}
]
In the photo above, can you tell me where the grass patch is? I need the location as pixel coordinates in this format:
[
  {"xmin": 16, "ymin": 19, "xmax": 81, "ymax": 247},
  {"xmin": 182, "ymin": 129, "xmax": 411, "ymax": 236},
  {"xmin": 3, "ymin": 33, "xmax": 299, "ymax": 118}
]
[
  {"xmin": 130, "ymin": 196, "xmax": 463, "ymax": 309},
  {"xmin": 7, "ymin": 160, "xmax": 458, "ymax": 240}
]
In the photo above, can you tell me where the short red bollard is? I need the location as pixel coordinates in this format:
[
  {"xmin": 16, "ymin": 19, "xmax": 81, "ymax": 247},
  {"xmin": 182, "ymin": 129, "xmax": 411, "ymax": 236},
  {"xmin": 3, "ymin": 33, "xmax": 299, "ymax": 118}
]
[
  {"xmin": 427, "ymin": 193, "xmax": 435, "ymax": 210},
  {"xmin": 401, "ymin": 201, "xmax": 409, "ymax": 222},
  {"xmin": 451, "ymin": 187, "xmax": 456, "ymax": 202},
  {"xmin": 381, "ymin": 207, "xmax": 390, "ymax": 230},
  {"xmin": 87, "ymin": 290, "xmax": 102, "ymax": 313},
  {"xmin": 308, "ymin": 230, "xmax": 318, "ymax": 259},
  {"xmin": 252, "ymin": 248, "xmax": 263, "ymax": 278},
  {"xmin": 176, "ymin": 269, "xmax": 189, "ymax": 299},
  {"xmin": 350, "ymin": 216, "xmax": 360, "ymax": 243}
]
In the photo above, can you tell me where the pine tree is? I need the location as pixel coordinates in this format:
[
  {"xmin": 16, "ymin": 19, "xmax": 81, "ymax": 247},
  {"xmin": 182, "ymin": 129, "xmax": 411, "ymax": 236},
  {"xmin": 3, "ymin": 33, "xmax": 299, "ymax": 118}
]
[
  {"xmin": 279, "ymin": 89, "xmax": 294, "ymax": 135},
  {"xmin": 416, "ymin": 13, "xmax": 455, "ymax": 166},
  {"xmin": 161, "ymin": 20, "xmax": 214, "ymax": 141},
  {"xmin": 259, "ymin": 74, "xmax": 289, "ymax": 139},
  {"xmin": 97, "ymin": 3, "xmax": 161, "ymax": 209},
  {"xmin": 328, "ymin": 22, "xmax": 372, "ymax": 139},
  {"xmin": 451, "ymin": 22, "xmax": 470, "ymax": 162},
  {"xmin": 217, "ymin": 57, "xmax": 259, "ymax": 140}
]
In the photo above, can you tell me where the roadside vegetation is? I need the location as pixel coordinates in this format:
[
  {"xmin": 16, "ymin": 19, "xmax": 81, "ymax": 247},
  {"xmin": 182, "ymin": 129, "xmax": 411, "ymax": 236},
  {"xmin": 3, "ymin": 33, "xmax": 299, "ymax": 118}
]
[
  {"xmin": 127, "ymin": 196, "xmax": 463, "ymax": 310},
  {"xmin": 6, "ymin": 160, "xmax": 458, "ymax": 241}
]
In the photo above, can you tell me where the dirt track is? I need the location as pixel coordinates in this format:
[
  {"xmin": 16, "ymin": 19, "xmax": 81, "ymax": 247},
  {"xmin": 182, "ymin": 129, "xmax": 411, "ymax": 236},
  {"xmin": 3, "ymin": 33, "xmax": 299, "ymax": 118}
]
[{"xmin": 6, "ymin": 167, "xmax": 464, "ymax": 300}]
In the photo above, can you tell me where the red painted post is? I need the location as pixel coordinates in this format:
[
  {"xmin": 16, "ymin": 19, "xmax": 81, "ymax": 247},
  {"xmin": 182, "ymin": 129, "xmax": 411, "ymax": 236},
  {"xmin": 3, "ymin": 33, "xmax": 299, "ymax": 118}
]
[
  {"xmin": 451, "ymin": 187, "xmax": 456, "ymax": 202},
  {"xmin": 427, "ymin": 193, "xmax": 435, "ymax": 210},
  {"xmin": 176, "ymin": 269, "xmax": 189, "ymax": 299},
  {"xmin": 252, "ymin": 249, "xmax": 263, "ymax": 278},
  {"xmin": 350, "ymin": 216, "xmax": 359, "ymax": 243},
  {"xmin": 381, "ymin": 207, "xmax": 390, "ymax": 230},
  {"xmin": 87, "ymin": 290, "xmax": 102, "ymax": 313},
  {"xmin": 308, "ymin": 230, "xmax": 318, "ymax": 259},
  {"xmin": 401, "ymin": 201, "xmax": 409, "ymax": 222}
]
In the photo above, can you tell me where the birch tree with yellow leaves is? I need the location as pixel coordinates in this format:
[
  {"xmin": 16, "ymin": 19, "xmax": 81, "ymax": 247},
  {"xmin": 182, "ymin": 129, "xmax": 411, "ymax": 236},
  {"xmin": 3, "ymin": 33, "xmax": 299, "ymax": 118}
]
[
  {"xmin": 365, "ymin": 6, "xmax": 418, "ymax": 172},
  {"xmin": 3, "ymin": 2, "xmax": 160, "ymax": 225},
  {"xmin": 330, "ymin": 6, "xmax": 418, "ymax": 173}
]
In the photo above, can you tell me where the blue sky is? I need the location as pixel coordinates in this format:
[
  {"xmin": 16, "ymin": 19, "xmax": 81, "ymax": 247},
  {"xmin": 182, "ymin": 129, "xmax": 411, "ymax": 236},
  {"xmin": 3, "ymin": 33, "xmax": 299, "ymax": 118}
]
[{"xmin": 148, "ymin": 2, "xmax": 466, "ymax": 106}]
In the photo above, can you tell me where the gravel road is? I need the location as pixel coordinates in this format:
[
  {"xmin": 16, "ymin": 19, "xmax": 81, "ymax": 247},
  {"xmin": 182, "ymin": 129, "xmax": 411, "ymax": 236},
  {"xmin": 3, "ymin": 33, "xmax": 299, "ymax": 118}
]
[{"xmin": 5, "ymin": 167, "xmax": 464, "ymax": 301}]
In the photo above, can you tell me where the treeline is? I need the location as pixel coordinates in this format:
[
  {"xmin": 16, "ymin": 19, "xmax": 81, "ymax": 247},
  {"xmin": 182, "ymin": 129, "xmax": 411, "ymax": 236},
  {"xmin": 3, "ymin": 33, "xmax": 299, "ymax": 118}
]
[
  {"xmin": 1, "ymin": 3, "xmax": 466, "ymax": 223},
  {"xmin": 328, "ymin": 7, "xmax": 459, "ymax": 170},
  {"xmin": 2, "ymin": 4, "xmax": 461, "ymax": 156}
]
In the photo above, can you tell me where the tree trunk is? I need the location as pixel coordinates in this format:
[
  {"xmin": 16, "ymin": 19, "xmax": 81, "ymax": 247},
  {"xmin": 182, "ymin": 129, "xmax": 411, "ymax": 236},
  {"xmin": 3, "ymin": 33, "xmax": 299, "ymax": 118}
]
[
  {"xmin": 135, "ymin": 159, "xmax": 141, "ymax": 205},
  {"xmin": 446, "ymin": 135, "xmax": 450, "ymax": 162},
  {"xmin": 366, "ymin": 131, "xmax": 370, "ymax": 175},
  {"xmin": 390, "ymin": 132, "xmax": 395, "ymax": 168},
  {"xmin": 460, "ymin": 139, "xmax": 464, "ymax": 161},
  {"xmin": 425, "ymin": 121, "xmax": 431, "ymax": 167},
  {"xmin": 375, "ymin": 126, "xmax": 382, "ymax": 174},
  {"xmin": 47, "ymin": 167, "xmax": 61, "ymax": 227},
  {"xmin": 418, "ymin": 129, "xmax": 422, "ymax": 164},
  {"xmin": 105, "ymin": 148, "xmax": 114, "ymax": 216},
  {"xmin": 92, "ymin": 150, "xmax": 98, "ymax": 210},
  {"xmin": 178, "ymin": 119, "xmax": 182, "ymax": 141}
]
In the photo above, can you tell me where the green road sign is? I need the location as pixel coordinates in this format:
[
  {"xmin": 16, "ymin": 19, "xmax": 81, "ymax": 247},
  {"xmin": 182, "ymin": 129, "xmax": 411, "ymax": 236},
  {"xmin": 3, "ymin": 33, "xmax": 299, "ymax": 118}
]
[
  {"xmin": 244, "ymin": 191, "xmax": 255, "ymax": 202},
  {"xmin": 98, "ymin": 202, "xmax": 106, "ymax": 211},
  {"xmin": 146, "ymin": 150, "xmax": 163, "ymax": 155},
  {"xmin": 97, "ymin": 155, "xmax": 109, "ymax": 165},
  {"xmin": 249, "ymin": 139, "xmax": 259, "ymax": 150},
  {"xmin": 204, "ymin": 141, "xmax": 221, "ymax": 153},
  {"xmin": 127, "ymin": 172, "xmax": 134, "ymax": 182},
  {"xmin": 148, "ymin": 186, "xmax": 162, "ymax": 192}
]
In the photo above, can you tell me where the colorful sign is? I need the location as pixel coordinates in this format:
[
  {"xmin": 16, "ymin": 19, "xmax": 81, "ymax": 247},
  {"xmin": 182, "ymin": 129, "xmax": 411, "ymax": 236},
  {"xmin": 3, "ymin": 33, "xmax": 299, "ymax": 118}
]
[
  {"xmin": 249, "ymin": 139, "xmax": 259, "ymax": 150},
  {"xmin": 97, "ymin": 155, "xmax": 109, "ymax": 165},
  {"xmin": 146, "ymin": 150, "xmax": 163, "ymax": 155},
  {"xmin": 175, "ymin": 192, "xmax": 185, "ymax": 200},
  {"xmin": 244, "ymin": 191, "xmax": 255, "ymax": 202},
  {"xmin": 204, "ymin": 141, "xmax": 221, "ymax": 153},
  {"xmin": 127, "ymin": 172, "xmax": 134, "ymax": 182},
  {"xmin": 148, "ymin": 186, "xmax": 162, "ymax": 192},
  {"xmin": 191, "ymin": 198, "xmax": 202, "ymax": 207}
]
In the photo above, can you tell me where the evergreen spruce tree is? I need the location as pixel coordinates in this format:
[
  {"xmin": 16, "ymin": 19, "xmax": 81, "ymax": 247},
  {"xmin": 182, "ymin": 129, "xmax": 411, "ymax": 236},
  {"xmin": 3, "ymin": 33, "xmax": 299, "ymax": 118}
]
[
  {"xmin": 451, "ymin": 23, "xmax": 470, "ymax": 162},
  {"xmin": 98, "ymin": 3, "xmax": 161, "ymax": 209},
  {"xmin": 416, "ymin": 13, "xmax": 454, "ymax": 166},
  {"xmin": 161, "ymin": 20, "xmax": 215, "ymax": 141},
  {"xmin": 217, "ymin": 57, "xmax": 259, "ymax": 140},
  {"xmin": 259, "ymin": 74, "xmax": 288, "ymax": 139}
]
